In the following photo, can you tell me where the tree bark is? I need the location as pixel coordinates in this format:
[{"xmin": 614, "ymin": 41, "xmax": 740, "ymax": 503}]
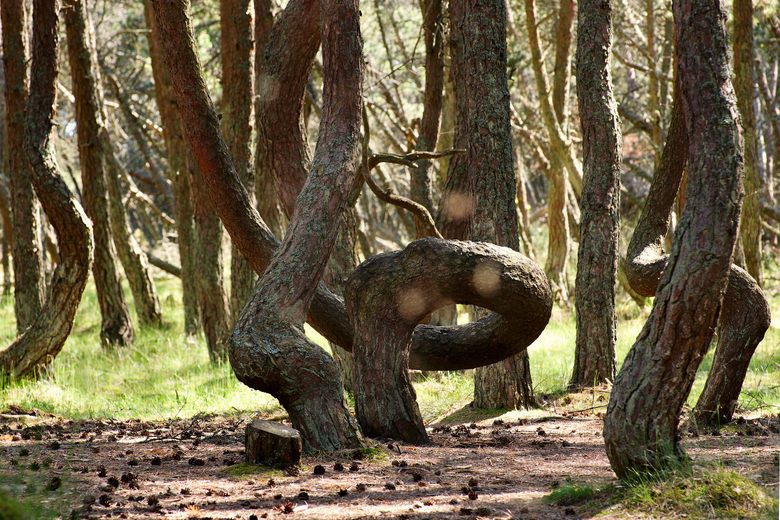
[
  {"xmin": 254, "ymin": 0, "xmax": 320, "ymax": 219},
  {"xmin": 190, "ymin": 159, "xmax": 230, "ymax": 362},
  {"xmin": 733, "ymin": 0, "xmax": 762, "ymax": 286},
  {"xmin": 150, "ymin": 0, "xmax": 554, "ymax": 389},
  {"xmin": 347, "ymin": 239, "xmax": 552, "ymax": 443},
  {"xmin": 99, "ymin": 129, "xmax": 163, "ymax": 327},
  {"xmin": 410, "ymin": 0, "xmax": 444, "ymax": 213},
  {"xmin": 152, "ymin": 0, "xmax": 364, "ymax": 451},
  {"xmin": 524, "ymin": 0, "xmax": 570, "ymax": 303},
  {"xmin": 570, "ymin": 0, "xmax": 620, "ymax": 389},
  {"xmin": 0, "ymin": 0, "xmax": 93, "ymax": 378},
  {"xmin": 624, "ymin": 82, "xmax": 770, "ymax": 430},
  {"xmin": 221, "ymin": 0, "xmax": 257, "ymax": 321},
  {"xmin": 64, "ymin": 0, "xmax": 134, "ymax": 347},
  {"xmin": 439, "ymin": 0, "xmax": 537, "ymax": 410},
  {"xmin": 144, "ymin": 0, "xmax": 200, "ymax": 335},
  {"xmin": 604, "ymin": 0, "xmax": 752, "ymax": 478},
  {"xmin": 1, "ymin": 0, "xmax": 45, "ymax": 333},
  {"xmin": 252, "ymin": 0, "xmax": 284, "ymax": 238}
]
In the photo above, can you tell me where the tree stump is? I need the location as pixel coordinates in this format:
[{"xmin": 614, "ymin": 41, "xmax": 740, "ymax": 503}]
[{"xmin": 245, "ymin": 419, "xmax": 302, "ymax": 468}]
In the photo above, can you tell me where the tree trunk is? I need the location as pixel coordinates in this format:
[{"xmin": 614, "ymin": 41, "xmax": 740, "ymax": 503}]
[
  {"xmin": 252, "ymin": 0, "xmax": 284, "ymax": 238},
  {"xmin": 152, "ymin": 0, "xmax": 363, "ymax": 451},
  {"xmin": 221, "ymin": 0, "xmax": 256, "ymax": 321},
  {"xmin": 190, "ymin": 160, "xmax": 230, "ymax": 362},
  {"xmin": 733, "ymin": 0, "xmax": 762, "ymax": 286},
  {"xmin": 254, "ymin": 0, "xmax": 319, "ymax": 219},
  {"xmin": 144, "ymin": 0, "xmax": 200, "ymax": 335},
  {"xmin": 604, "ymin": 0, "xmax": 749, "ymax": 478},
  {"xmin": 570, "ymin": 0, "xmax": 620, "ymax": 389},
  {"xmin": 64, "ymin": 0, "xmax": 134, "ymax": 347},
  {"xmin": 524, "ymin": 0, "xmax": 571, "ymax": 303},
  {"xmin": 438, "ymin": 0, "xmax": 536, "ymax": 410},
  {"xmin": 99, "ymin": 129, "xmax": 163, "ymax": 327},
  {"xmin": 1, "ymin": 0, "xmax": 45, "ymax": 333},
  {"xmin": 347, "ymin": 239, "xmax": 552, "ymax": 443},
  {"xmin": 0, "ymin": 0, "xmax": 93, "ymax": 378},
  {"xmin": 410, "ymin": 0, "xmax": 444, "ymax": 213}
]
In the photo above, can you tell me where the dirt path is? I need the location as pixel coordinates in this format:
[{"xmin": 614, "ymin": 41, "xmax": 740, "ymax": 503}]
[{"xmin": 1, "ymin": 408, "xmax": 777, "ymax": 519}]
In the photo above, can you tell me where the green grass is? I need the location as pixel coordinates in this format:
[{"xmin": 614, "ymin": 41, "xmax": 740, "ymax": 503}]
[
  {"xmin": 544, "ymin": 480, "xmax": 596, "ymax": 506},
  {"xmin": 621, "ymin": 467, "xmax": 778, "ymax": 519},
  {"xmin": 221, "ymin": 463, "xmax": 286, "ymax": 480},
  {"xmin": 0, "ymin": 263, "xmax": 778, "ymax": 422},
  {"xmin": 0, "ymin": 277, "xmax": 279, "ymax": 421}
]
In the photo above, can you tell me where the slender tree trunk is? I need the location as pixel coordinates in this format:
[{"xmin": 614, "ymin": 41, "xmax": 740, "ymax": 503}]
[
  {"xmin": 221, "ymin": 0, "xmax": 256, "ymax": 321},
  {"xmin": 570, "ymin": 0, "xmax": 620, "ymax": 389},
  {"xmin": 1, "ymin": 0, "xmax": 45, "ymax": 333},
  {"xmin": 252, "ymin": 0, "xmax": 284, "ymax": 238},
  {"xmin": 410, "ymin": 0, "xmax": 444, "ymax": 213},
  {"xmin": 524, "ymin": 0, "xmax": 570, "ymax": 303},
  {"xmin": 733, "ymin": 0, "xmax": 762, "ymax": 286},
  {"xmin": 0, "ymin": 0, "xmax": 93, "ymax": 378},
  {"xmin": 144, "ymin": 0, "xmax": 200, "ymax": 335},
  {"xmin": 100, "ymin": 130, "xmax": 163, "ymax": 327},
  {"xmin": 604, "ymin": 0, "xmax": 748, "ymax": 478},
  {"xmin": 64, "ymin": 0, "xmax": 134, "ymax": 347}
]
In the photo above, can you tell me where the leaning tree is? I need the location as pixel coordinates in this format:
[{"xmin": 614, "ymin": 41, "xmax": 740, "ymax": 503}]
[
  {"xmin": 152, "ymin": 0, "xmax": 554, "ymax": 451},
  {"xmin": 604, "ymin": 0, "xmax": 770, "ymax": 478},
  {"xmin": 0, "ymin": 0, "xmax": 93, "ymax": 378}
]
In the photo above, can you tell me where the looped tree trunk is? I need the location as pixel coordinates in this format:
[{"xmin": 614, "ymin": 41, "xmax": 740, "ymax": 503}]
[
  {"xmin": 346, "ymin": 238, "xmax": 552, "ymax": 444},
  {"xmin": 624, "ymin": 80, "xmax": 770, "ymax": 429},
  {"xmin": 0, "ymin": 0, "xmax": 93, "ymax": 379}
]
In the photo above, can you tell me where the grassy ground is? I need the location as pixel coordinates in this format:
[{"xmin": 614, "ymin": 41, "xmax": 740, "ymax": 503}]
[{"xmin": 1, "ymin": 269, "xmax": 778, "ymax": 423}]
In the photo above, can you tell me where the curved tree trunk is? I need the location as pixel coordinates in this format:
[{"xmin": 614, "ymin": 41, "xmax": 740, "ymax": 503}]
[
  {"xmin": 624, "ymin": 80, "xmax": 770, "ymax": 430},
  {"xmin": 733, "ymin": 0, "xmax": 762, "ymax": 286},
  {"xmin": 348, "ymin": 239, "xmax": 552, "ymax": 443},
  {"xmin": 1, "ymin": 0, "xmax": 45, "ymax": 333},
  {"xmin": 152, "ymin": 0, "xmax": 364, "ymax": 452},
  {"xmin": 604, "ymin": 0, "xmax": 753, "ymax": 478},
  {"xmin": 64, "ymin": 0, "xmax": 134, "ymax": 347},
  {"xmin": 570, "ymin": 0, "xmax": 620, "ymax": 389},
  {"xmin": 254, "ymin": 0, "xmax": 319, "ymax": 219},
  {"xmin": 222, "ymin": 0, "xmax": 257, "ymax": 321},
  {"xmin": 0, "ymin": 0, "xmax": 93, "ymax": 378},
  {"xmin": 144, "ymin": 0, "xmax": 200, "ymax": 336}
]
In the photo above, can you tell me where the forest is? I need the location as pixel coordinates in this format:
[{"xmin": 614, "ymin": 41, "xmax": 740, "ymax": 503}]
[{"xmin": 0, "ymin": 0, "xmax": 778, "ymax": 518}]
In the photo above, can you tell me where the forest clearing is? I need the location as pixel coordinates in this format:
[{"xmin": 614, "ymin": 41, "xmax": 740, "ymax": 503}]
[{"xmin": 1, "ymin": 0, "xmax": 779, "ymax": 518}]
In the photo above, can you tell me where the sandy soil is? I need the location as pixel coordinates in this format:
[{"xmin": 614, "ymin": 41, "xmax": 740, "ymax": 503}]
[{"xmin": 1, "ymin": 406, "xmax": 777, "ymax": 519}]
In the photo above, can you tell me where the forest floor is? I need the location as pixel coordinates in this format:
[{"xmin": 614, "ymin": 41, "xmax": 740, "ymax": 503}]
[{"xmin": 0, "ymin": 403, "xmax": 777, "ymax": 519}]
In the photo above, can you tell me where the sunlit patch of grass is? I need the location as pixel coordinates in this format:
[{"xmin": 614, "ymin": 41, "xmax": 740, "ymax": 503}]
[
  {"xmin": 221, "ymin": 463, "xmax": 285, "ymax": 480},
  {"xmin": 415, "ymin": 371, "xmax": 474, "ymax": 423},
  {"xmin": 0, "ymin": 277, "xmax": 280, "ymax": 421},
  {"xmin": 621, "ymin": 467, "xmax": 778, "ymax": 519},
  {"xmin": 544, "ymin": 480, "xmax": 596, "ymax": 506},
  {"xmin": 356, "ymin": 445, "xmax": 389, "ymax": 461}
]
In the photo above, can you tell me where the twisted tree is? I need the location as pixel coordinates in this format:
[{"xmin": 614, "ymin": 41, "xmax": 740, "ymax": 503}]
[
  {"xmin": 604, "ymin": 0, "xmax": 769, "ymax": 478},
  {"xmin": 0, "ymin": 0, "xmax": 93, "ymax": 378}
]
